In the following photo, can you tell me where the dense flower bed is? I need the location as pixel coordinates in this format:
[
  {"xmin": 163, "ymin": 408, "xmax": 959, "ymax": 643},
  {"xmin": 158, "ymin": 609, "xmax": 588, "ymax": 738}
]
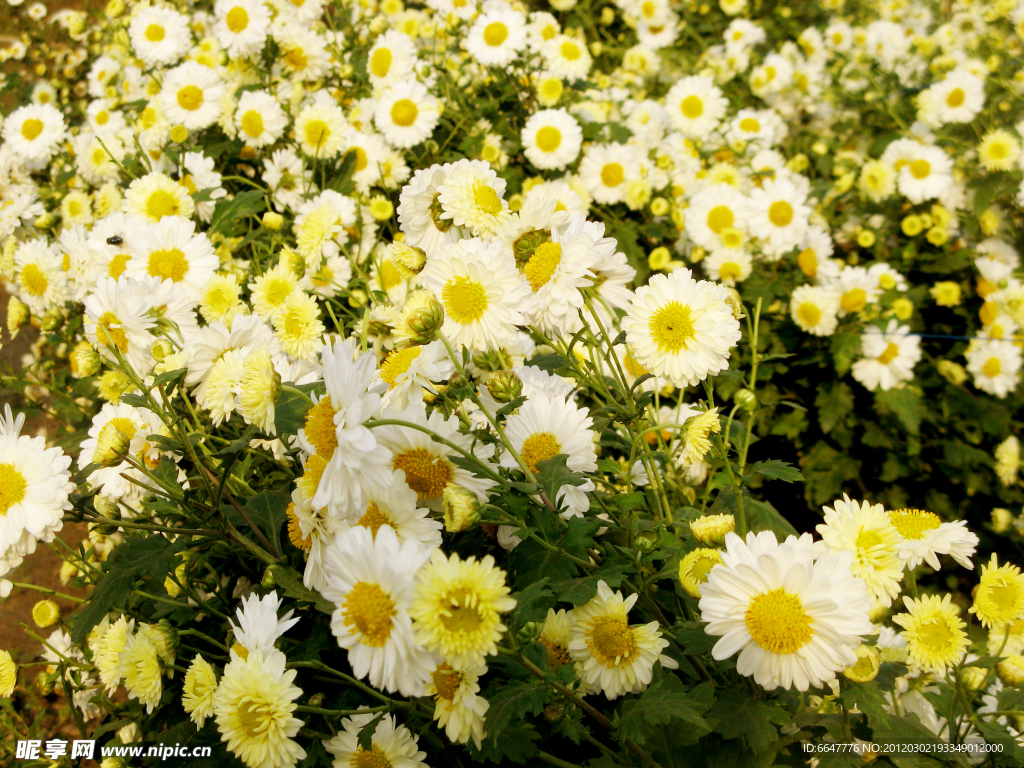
[{"xmin": 2, "ymin": 0, "xmax": 1024, "ymax": 765}]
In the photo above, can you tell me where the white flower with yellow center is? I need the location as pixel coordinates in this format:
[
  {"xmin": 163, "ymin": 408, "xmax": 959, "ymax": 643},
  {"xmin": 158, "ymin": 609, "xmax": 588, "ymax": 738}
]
[
  {"xmin": 421, "ymin": 236, "xmax": 526, "ymax": 352},
  {"xmin": 374, "ymin": 340, "xmax": 454, "ymax": 412},
  {"xmin": 345, "ymin": 474, "xmax": 443, "ymax": 550},
  {"xmin": 2, "ymin": 104, "xmax": 66, "ymax": 163},
  {"xmin": 77, "ymin": 401, "xmax": 164, "ymax": 501},
  {"xmin": 185, "ymin": 314, "xmax": 277, "ymax": 405},
  {"xmin": 521, "ymin": 108, "xmax": 582, "ymax": 171},
  {"xmin": 541, "ymin": 33, "xmax": 592, "ymax": 81},
  {"xmin": 129, "ymin": 6, "xmax": 191, "ymax": 67},
  {"xmin": 970, "ymin": 555, "xmax": 1024, "ymax": 630},
  {"xmin": 410, "ymin": 549, "xmax": 516, "ymax": 666},
  {"xmin": 824, "ymin": 264, "xmax": 880, "ymax": 317},
  {"xmin": 437, "ymin": 159, "xmax": 511, "ymax": 237},
  {"xmin": 230, "ymin": 590, "xmax": 299, "ymax": 659},
  {"xmin": 323, "ymin": 712, "xmax": 429, "ymax": 768},
  {"xmin": 269, "ymin": 0, "xmax": 325, "ymax": 25},
  {"xmin": 83, "ymin": 275, "xmax": 157, "ymax": 374},
  {"xmin": 814, "ymin": 495, "xmax": 905, "ymax": 607},
  {"xmin": 966, "ymin": 339, "xmax": 1022, "ymax": 399},
  {"xmin": 74, "ymin": 132, "xmax": 124, "ymax": 185},
  {"xmin": 397, "ymin": 163, "xmax": 461, "ymax": 256},
  {"xmin": 665, "ymin": 75, "xmax": 727, "ymax": 138},
  {"xmin": 569, "ymin": 580, "xmax": 675, "ymax": 699},
  {"xmin": 249, "ymin": 263, "xmax": 300, "ymax": 321},
  {"xmin": 892, "ymin": 144, "xmax": 953, "ymax": 205},
  {"xmin": 703, "ymin": 248, "xmax": 752, "ymax": 287},
  {"xmin": 159, "ymin": 61, "xmax": 226, "ymax": 131},
  {"xmin": 518, "ymin": 214, "xmax": 596, "ymax": 334},
  {"xmin": 746, "ymin": 176, "xmax": 810, "ymax": 252},
  {"xmin": 374, "ymin": 79, "xmax": 441, "ymax": 149},
  {"xmin": 213, "ymin": 649, "xmax": 306, "ymax": 768},
  {"xmin": 340, "ymin": 128, "xmax": 388, "ymax": 192},
  {"xmin": 685, "ymin": 183, "xmax": 747, "ymax": 251},
  {"xmin": 13, "ymin": 238, "xmax": 68, "ymax": 315},
  {"xmin": 427, "ymin": 660, "xmax": 489, "ymax": 749},
  {"xmin": 294, "ymin": 102, "xmax": 347, "ymax": 158},
  {"xmin": 465, "ymin": 5, "xmax": 527, "ymax": 66},
  {"xmin": 214, "ymin": 0, "xmax": 270, "ymax": 58},
  {"xmin": 579, "ymin": 142, "xmax": 642, "ymax": 205},
  {"xmin": 892, "ymin": 593, "xmax": 968, "ymax": 675},
  {"xmin": 125, "ymin": 216, "xmax": 217, "ymax": 302},
  {"xmin": 888, "ymin": 508, "xmax": 979, "ymax": 571},
  {"xmin": 123, "ymin": 171, "xmax": 195, "ymax": 223},
  {"xmin": 979, "ymin": 129, "xmax": 1022, "ymax": 173},
  {"xmin": 851, "ymin": 320, "xmax": 922, "ymax": 392},
  {"xmin": 321, "ymin": 525, "xmax": 435, "ymax": 696},
  {"xmin": 366, "ymin": 30, "xmax": 416, "ymax": 89},
  {"xmin": 86, "ymin": 100, "xmax": 126, "ymax": 137},
  {"xmin": 700, "ymin": 531, "xmax": 873, "ymax": 691},
  {"xmin": 623, "ymin": 268, "xmax": 741, "ymax": 388},
  {"xmin": 858, "ymin": 159, "xmax": 897, "ymax": 202},
  {"xmin": 182, "ymin": 655, "xmax": 218, "ymax": 728},
  {"xmin": 234, "ymin": 90, "xmax": 286, "ymax": 149},
  {"xmin": 917, "ymin": 69, "xmax": 985, "ymax": 127}
]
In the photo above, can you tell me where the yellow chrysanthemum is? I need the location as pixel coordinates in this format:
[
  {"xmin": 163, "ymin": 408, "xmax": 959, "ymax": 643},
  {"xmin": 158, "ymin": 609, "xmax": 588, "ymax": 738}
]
[
  {"xmin": 970, "ymin": 555, "xmax": 1024, "ymax": 629},
  {"xmin": 679, "ymin": 548, "xmax": 723, "ymax": 598},
  {"xmin": 183, "ymin": 654, "xmax": 219, "ymax": 728},
  {"xmin": 892, "ymin": 593, "xmax": 968, "ymax": 674},
  {"xmin": 0, "ymin": 650, "xmax": 15, "ymax": 697}
]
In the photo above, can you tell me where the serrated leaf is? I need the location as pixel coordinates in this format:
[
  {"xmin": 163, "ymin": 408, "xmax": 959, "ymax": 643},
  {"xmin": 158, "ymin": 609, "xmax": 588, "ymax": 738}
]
[
  {"xmin": 209, "ymin": 189, "xmax": 264, "ymax": 237},
  {"xmin": 616, "ymin": 674, "xmax": 713, "ymax": 746},
  {"xmin": 711, "ymin": 686, "xmax": 791, "ymax": 753},
  {"xmin": 275, "ymin": 384, "xmax": 314, "ymax": 435},
  {"xmin": 552, "ymin": 558, "xmax": 632, "ymax": 605},
  {"xmin": 534, "ymin": 454, "xmax": 587, "ymax": 503},
  {"xmin": 875, "ymin": 388, "xmax": 925, "ymax": 436},
  {"xmin": 746, "ymin": 460, "xmax": 803, "ymax": 483},
  {"xmin": 357, "ymin": 713, "xmax": 385, "ymax": 752},
  {"xmin": 816, "ymin": 382, "xmax": 854, "ymax": 434}
]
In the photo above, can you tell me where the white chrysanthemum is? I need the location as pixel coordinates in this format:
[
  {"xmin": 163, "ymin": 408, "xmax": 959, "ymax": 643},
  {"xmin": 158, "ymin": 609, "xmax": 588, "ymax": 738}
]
[
  {"xmin": 345, "ymin": 473, "xmax": 443, "ymax": 550},
  {"xmin": 465, "ymin": 5, "xmax": 527, "ymax": 66},
  {"xmin": 83, "ymin": 276, "xmax": 157, "ymax": 374},
  {"xmin": 851, "ymin": 319, "xmax": 922, "ymax": 392},
  {"xmin": 13, "ymin": 238, "xmax": 68, "ymax": 315},
  {"xmin": 517, "ymin": 213, "xmax": 596, "ymax": 334},
  {"xmin": 125, "ymin": 216, "xmax": 218, "ymax": 301},
  {"xmin": 366, "ymin": 30, "xmax": 417, "ymax": 89},
  {"xmin": 703, "ymin": 248, "xmax": 752, "ymax": 287},
  {"xmin": 665, "ymin": 75, "xmax": 727, "ymax": 138},
  {"xmin": 375, "ymin": 404, "xmax": 496, "ymax": 510},
  {"xmin": 230, "ymin": 590, "xmax": 299, "ymax": 657},
  {"xmin": 76, "ymin": 402, "xmax": 164, "ymax": 501},
  {"xmin": 160, "ymin": 61, "xmax": 226, "ymax": 131},
  {"xmin": 323, "ymin": 712, "xmax": 428, "ymax": 768},
  {"xmin": 374, "ymin": 340, "xmax": 454, "ymax": 412},
  {"xmin": 123, "ymin": 171, "xmax": 195, "ymax": 222},
  {"xmin": 568, "ymin": 580, "xmax": 675, "ymax": 699},
  {"xmin": 427, "ymin": 660, "xmax": 488, "ymax": 749},
  {"xmin": 521, "ymin": 108, "xmax": 582, "ymax": 171},
  {"xmin": 745, "ymin": 176, "xmax": 810, "ymax": 253},
  {"xmin": 397, "ymin": 163, "xmax": 460, "ymax": 256},
  {"xmin": 235, "ymin": 90, "xmax": 287, "ymax": 148},
  {"xmin": 421, "ymin": 236, "xmax": 527, "ymax": 351},
  {"xmin": 685, "ymin": 183, "xmax": 747, "ymax": 251},
  {"xmin": 890, "ymin": 144, "xmax": 953, "ymax": 204},
  {"xmin": 966, "ymin": 340, "xmax": 1022, "ymax": 398},
  {"xmin": 814, "ymin": 495, "xmax": 904, "ymax": 607},
  {"xmin": 578, "ymin": 142, "xmax": 641, "ymax": 205},
  {"xmin": 321, "ymin": 525, "xmax": 434, "ymax": 696},
  {"xmin": 2, "ymin": 104, "xmax": 66, "ymax": 162},
  {"xmin": 374, "ymin": 80, "xmax": 440, "ymax": 149},
  {"xmin": 623, "ymin": 269, "xmax": 741, "ymax": 388},
  {"xmin": 213, "ymin": 649, "xmax": 306, "ymax": 768},
  {"xmin": 917, "ymin": 69, "xmax": 985, "ymax": 127},
  {"xmin": 541, "ymin": 34, "xmax": 592, "ymax": 81},
  {"xmin": 214, "ymin": 0, "xmax": 270, "ymax": 58},
  {"xmin": 826, "ymin": 265, "xmax": 880, "ymax": 317},
  {"xmin": 437, "ymin": 159, "xmax": 510, "ymax": 238},
  {"xmin": 889, "ymin": 508, "xmax": 979, "ymax": 571},
  {"xmin": 700, "ymin": 531, "xmax": 873, "ymax": 691},
  {"xmin": 129, "ymin": 6, "xmax": 191, "ymax": 67},
  {"xmin": 295, "ymin": 102, "xmax": 347, "ymax": 158},
  {"xmin": 118, "ymin": 631, "xmax": 163, "ymax": 714}
]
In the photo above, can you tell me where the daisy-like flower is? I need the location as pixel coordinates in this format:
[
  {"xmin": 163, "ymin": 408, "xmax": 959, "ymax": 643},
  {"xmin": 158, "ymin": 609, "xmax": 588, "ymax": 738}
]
[
  {"xmin": 679, "ymin": 548, "xmax": 724, "ymax": 598},
  {"xmin": 665, "ymin": 75, "xmax": 728, "ymax": 138},
  {"xmin": 969, "ymin": 555, "xmax": 1024, "ymax": 630},
  {"xmin": 77, "ymin": 402, "xmax": 165, "ymax": 501},
  {"xmin": 125, "ymin": 216, "xmax": 217, "ymax": 301},
  {"xmin": 397, "ymin": 163, "xmax": 460, "ymax": 256},
  {"xmin": 119, "ymin": 631, "xmax": 163, "ymax": 714},
  {"xmin": 978, "ymin": 130, "xmax": 1021, "ymax": 173},
  {"xmin": 123, "ymin": 171, "xmax": 195, "ymax": 223},
  {"xmin": 517, "ymin": 213, "xmax": 595, "ymax": 334},
  {"xmin": 427, "ymin": 660, "xmax": 488, "ymax": 749},
  {"xmin": 893, "ymin": 144, "xmax": 953, "ymax": 204},
  {"xmin": 234, "ymin": 90, "xmax": 287, "ymax": 149},
  {"xmin": 214, "ymin": 0, "xmax": 270, "ymax": 58},
  {"xmin": 578, "ymin": 142, "xmax": 641, "ymax": 205},
  {"xmin": 892, "ymin": 593, "xmax": 969, "ymax": 675},
  {"xmin": 13, "ymin": 238, "xmax": 68, "ymax": 315},
  {"xmin": 966, "ymin": 340, "xmax": 1022, "ymax": 398},
  {"xmin": 239, "ymin": 345, "xmax": 278, "ymax": 434},
  {"xmin": 542, "ymin": 33, "xmax": 592, "ymax": 81},
  {"xmin": 465, "ymin": 4, "xmax": 527, "ymax": 66},
  {"xmin": 160, "ymin": 61, "xmax": 226, "ymax": 132},
  {"xmin": 703, "ymin": 249, "xmax": 752, "ymax": 287},
  {"xmin": 366, "ymin": 30, "xmax": 417, "ymax": 89},
  {"xmin": 349, "ymin": 475, "xmax": 443, "ymax": 550},
  {"xmin": 569, "ymin": 580, "xmax": 675, "ymax": 699},
  {"xmin": 321, "ymin": 525, "xmax": 434, "ymax": 696},
  {"xmin": 678, "ymin": 407, "xmax": 720, "ymax": 467},
  {"xmin": 889, "ymin": 508, "xmax": 979, "ymax": 571},
  {"xmin": 917, "ymin": 69, "xmax": 985, "ymax": 126},
  {"xmin": 421, "ymin": 236, "xmax": 526, "ymax": 352},
  {"xmin": 375, "ymin": 340, "xmax": 454, "ymax": 412},
  {"xmin": 815, "ymin": 495, "xmax": 904, "ymax": 607},
  {"xmin": 249, "ymin": 264, "xmax": 299, "ymax": 321},
  {"xmin": 229, "ymin": 591, "xmax": 299, "ymax": 657},
  {"xmin": 437, "ymin": 159, "xmax": 510, "ymax": 238},
  {"xmin": 623, "ymin": 268, "xmax": 741, "ymax": 388},
  {"xmin": 273, "ymin": 292, "xmax": 325, "ymax": 362},
  {"xmin": 129, "ymin": 5, "xmax": 191, "ymax": 67},
  {"xmin": 685, "ymin": 184, "xmax": 747, "ymax": 252},
  {"xmin": 700, "ymin": 531, "xmax": 873, "ymax": 691},
  {"xmin": 323, "ymin": 712, "xmax": 428, "ymax": 768},
  {"xmin": 213, "ymin": 649, "xmax": 306, "ymax": 768},
  {"xmin": 745, "ymin": 176, "xmax": 810, "ymax": 253},
  {"xmin": 1, "ymin": 104, "xmax": 66, "ymax": 162},
  {"xmin": 851, "ymin": 320, "xmax": 922, "ymax": 392},
  {"xmin": 294, "ymin": 102, "xmax": 347, "ymax": 158},
  {"xmin": 93, "ymin": 616, "xmax": 134, "ymax": 694},
  {"xmin": 83, "ymin": 276, "xmax": 157, "ymax": 374},
  {"xmin": 521, "ymin": 108, "xmax": 582, "ymax": 171},
  {"xmin": 410, "ymin": 549, "xmax": 516, "ymax": 666},
  {"xmin": 858, "ymin": 159, "xmax": 897, "ymax": 202},
  {"xmin": 374, "ymin": 80, "xmax": 440, "ymax": 149}
]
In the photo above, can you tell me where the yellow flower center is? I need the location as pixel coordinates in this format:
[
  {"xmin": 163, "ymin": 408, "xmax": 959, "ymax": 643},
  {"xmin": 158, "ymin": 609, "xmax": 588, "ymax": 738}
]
[
  {"xmin": 877, "ymin": 342, "xmax": 900, "ymax": 365},
  {"xmin": 983, "ymin": 358, "xmax": 1002, "ymax": 378},
  {"xmin": 917, "ymin": 615, "xmax": 956, "ymax": 652},
  {"xmin": 588, "ymin": 616, "xmax": 637, "ymax": 666},
  {"xmin": 443, "ymin": 276, "xmax": 488, "ymax": 324},
  {"xmin": 303, "ymin": 397, "xmax": 338, "ymax": 459},
  {"xmin": 739, "ymin": 117, "xmax": 760, "ymax": 132},
  {"xmin": 0, "ymin": 464, "xmax": 27, "ymax": 516},
  {"xmin": 745, "ymin": 588, "xmax": 813, "ymax": 654},
  {"xmin": 343, "ymin": 581, "xmax": 396, "ymax": 647},
  {"xmin": 97, "ymin": 311, "xmax": 129, "ymax": 352},
  {"xmin": 350, "ymin": 746, "xmax": 392, "ymax": 768},
  {"xmin": 285, "ymin": 47, "xmax": 308, "ymax": 70},
  {"xmin": 380, "ymin": 346, "xmax": 422, "ymax": 386},
  {"xmin": 706, "ymin": 205, "xmax": 733, "ymax": 233},
  {"xmin": 347, "ymin": 146, "xmax": 368, "ymax": 172},
  {"xmin": 431, "ymin": 663, "xmax": 460, "ymax": 701},
  {"xmin": 601, "ymin": 163, "xmax": 624, "ymax": 188},
  {"xmin": 225, "ymin": 6, "xmax": 248, "ymax": 32},
  {"xmin": 390, "ymin": 99, "xmax": 418, "ymax": 127},
  {"xmin": 719, "ymin": 262, "xmax": 742, "ymax": 281},
  {"xmin": 145, "ymin": 24, "xmax": 165, "ymax": 42},
  {"xmin": 909, "ymin": 159, "xmax": 931, "ymax": 179},
  {"xmin": 946, "ymin": 88, "xmax": 964, "ymax": 108},
  {"xmin": 285, "ymin": 503, "xmax": 312, "ymax": 551},
  {"xmin": 240, "ymin": 110, "xmax": 263, "ymax": 138},
  {"xmin": 96, "ymin": 417, "xmax": 138, "ymax": 461},
  {"xmin": 797, "ymin": 301, "xmax": 821, "ymax": 327},
  {"xmin": 649, "ymin": 301, "xmax": 696, "ymax": 352},
  {"xmin": 681, "ymin": 95, "xmax": 704, "ymax": 119},
  {"xmin": 145, "ymin": 188, "xmax": 182, "ymax": 220},
  {"xmin": 520, "ymin": 431, "xmax": 561, "ymax": 474},
  {"xmin": 381, "ymin": 260, "xmax": 402, "ymax": 290},
  {"xmin": 147, "ymin": 248, "xmax": 189, "ymax": 282},
  {"xmin": 357, "ymin": 501, "xmax": 391, "ymax": 538},
  {"xmin": 524, "ymin": 241, "xmax": 561, "ymax": 292},
  {"xmin": 304, "ymin": 119, "xmax": 330, "ymax": 150},
  {"xmin": 177, "ymin": 85, "xmax": 204, "ymax": 112},
  {"xmin": 393, "ymin": 447, "xmax": 452, "ymax": 499},
  {"xmin": 370, "ymin": 47, "xmax": 392, "ymax": 78},
  {"xmin": 840, "ymin": 288, "xmax": 867, "ymax": 313},
  {"xmin": 768, "ymin": 200, "xmax": 793, "ymax": 227},
  {"xmin": 439, "ymin": 588, "xmax": 484, "ymax": 633},
  {"xmin": 983, "ymin": 577, "xmax": 1021, "ymax": 615},
  {"xmin": 108, "ymin": 253, "xmax": 130, "ymax": 279},
  {"xmin": 535, "ymin": 126, "xmax": 561, "ymax": 153},
  {"xmin": 561, "ymin": 41, "xmax": 581, "ymax": 60},
  {"xmin": 473, "ymin": 183, "xmax": 502, "ymax": 215},
  {"xmin": 483, "ymin": 21, "xmax": 508, "ymax": 47},
  {"xmin": 20, "ymin": 263, "xmax": 48, "ymax": 296},
  {"xmin": 889, "ymin": 509, "xmax": 941, "ymax": 539}
]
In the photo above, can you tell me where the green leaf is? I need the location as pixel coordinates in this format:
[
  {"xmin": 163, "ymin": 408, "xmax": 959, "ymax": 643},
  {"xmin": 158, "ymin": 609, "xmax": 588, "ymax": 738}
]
[
  {"xmin": 746, "ymin": 460, "xmax": 803, "ymax": 483},
  {"xmin": 483, "ymin": 679, "xmax": 549, "ymax": 739},
  {"xmin": 534, "ymin": 454, "xmax": 587, "ymax": 505},
  {"xmin": 209, "ymin": 190, "xmax": 264, "ymax": 237},
  {"xmin": 711, "ymin": 686, "xmax": 791, "ymax": 753},
  {"xmin": 275, "ymin": 385, "xmax": 314, "ymax": 435},
  {"xmin": 552, "ymin": 558, "xmax": 632, "ymax": 605},
  {"xmin": 830, "ymin": 331, "xmax": 861, "ymax": 377},
  {"xmin": 152, "ymin": 367, "xmax": 187, "ymax": 388},
  {"xmin": 816, "ymin": 382, "xmax": 854, "ymax": 434},
  {"xmin": 616, "ymin": 674, "xmax": 713, "ymax": 746},
  {"xmin": 242, "ymin": 489, "xmax": 289, "ymax": 556},
  {"xmin": 509, "ymin": 579, "xmax": 555, "ymax": 630},
  {"xmin": 356, "ymin": 713, "xmax": 385, "ymax": 752},
  {"xmin": 271, "ymin": 564, "xmax": 335, "ymax": 616},
  {"xmin": 472, "ymin": 723, "xmax": 540, "ymax": 764},
  {"xmin": 875, "ymin": 388, "xmax": 925, "ymax": 436},
  {"xmin": 744, "ymin": 496, "xmax": 799, "ymax": 539}
]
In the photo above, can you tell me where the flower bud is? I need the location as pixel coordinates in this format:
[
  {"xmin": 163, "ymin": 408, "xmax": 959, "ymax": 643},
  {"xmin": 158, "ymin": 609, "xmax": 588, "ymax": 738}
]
[
  {"xmin": 36, "ymin": 671, "xmax": 56, "ymax": 696},
  {"xmin": 34, "ymin": 212, "xmax": 55, "ymax": 231},
  {"xmin": 734, "ymin": 389, "xmax": 757, "ymax": 411},
  {"xmin": 486, "ymin": 370, "xmax": 523, "ymax": 404},
  {"xmin": 404, "ymin": 294, "xmax": 445, "ymax": 344},
  {"xmin": 308, "ymin": 693, "xmax": 325, "ymax": 707},
  {"xmin": 516, "ymin": 621, "xmax": 542, "ymax": 644},
  {"xmin": 843, "ymin": 645, "xmax": 880, "ymax": 683},
  {"xmin": 105, "ymin": 0, "xmax": 124, "ymax": 17},
  {"xmin": 40, "ymin": 309, "xmax": 63, "ymax": 332},
  {"xmin": 390, "ymin": 242, "xmax": 427, "ymax": 279},
  {"xmin": 94, "ymin": 426, "xmax": 131, "ymax": 467},
  {"xmin": 169, "ymin": 125, "xmax": 189, "ymax": 144},
  {"xmin": 70, "ymin": 341, "xmax": 101, "ymax": 377},
  {"xmin": 634, "ymin": 530, "xmax": 658, "ymax": 553},
  {"xmin": 937, "ymin": 359, "xmax": 968, "ymax": 385},
  {"xmin": 689, "ymin": 513, "xmax": 734, "ymax": 546},
  {"xmin": 262, "ymin": 565, "xmax": 278, "ymax": 588},
  {"xmin": 262, "ymin": 211, "xmax": 284, "ymax": 231},
  {"xmin": 443, "ymin": 483, "xmax": 480, "ymax": 532},
  {"xmin": 6, "ymin": 296, "xmax": 29, "ymax": 338},
  {"xmin": 151, "ymin": 339, "xmax": 174, "ymax": 361},
  {"xmin": 992, "ymin": 507, "xmax": 1014, "ymax": 534},
  {"xmin": 1, "ymin": 236, "xmax": 16, "ymax": 278},
  {"xmin": 32, "ymin": 599, "xmax": 61, "ymax": 628},
  {"xmin": 960, "ymin": 665, "xmax": 987, "ymax": 691}
]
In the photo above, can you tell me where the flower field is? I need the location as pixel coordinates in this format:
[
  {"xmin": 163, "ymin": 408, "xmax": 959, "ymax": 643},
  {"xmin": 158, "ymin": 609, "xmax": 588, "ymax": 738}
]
[{"xmin": 2, "ymin": 0, "xmax": 1024, "ymax": 765}]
